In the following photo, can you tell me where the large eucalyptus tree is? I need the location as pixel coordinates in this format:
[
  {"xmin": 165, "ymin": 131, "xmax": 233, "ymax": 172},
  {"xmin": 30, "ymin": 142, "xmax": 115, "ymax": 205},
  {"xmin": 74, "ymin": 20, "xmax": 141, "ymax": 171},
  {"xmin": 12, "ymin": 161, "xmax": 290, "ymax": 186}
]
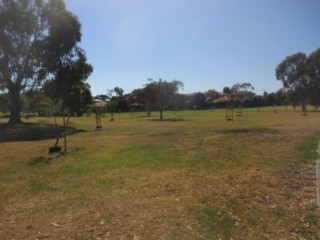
[
  {"xmin": 0, "ymin": 0, "xmax": 89, "ymax": 123},
  {"xmin": 276, "ymin": 48, "xmax": 320, "ymax": 111}
]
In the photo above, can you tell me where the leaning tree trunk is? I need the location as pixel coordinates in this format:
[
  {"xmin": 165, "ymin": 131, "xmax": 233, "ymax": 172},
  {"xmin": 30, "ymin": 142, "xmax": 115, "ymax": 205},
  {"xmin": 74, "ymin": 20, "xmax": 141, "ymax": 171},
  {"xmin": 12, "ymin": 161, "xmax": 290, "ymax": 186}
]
[{"xmin": 8, "ymin": 84, "xmax": 22, "ymax": 125}]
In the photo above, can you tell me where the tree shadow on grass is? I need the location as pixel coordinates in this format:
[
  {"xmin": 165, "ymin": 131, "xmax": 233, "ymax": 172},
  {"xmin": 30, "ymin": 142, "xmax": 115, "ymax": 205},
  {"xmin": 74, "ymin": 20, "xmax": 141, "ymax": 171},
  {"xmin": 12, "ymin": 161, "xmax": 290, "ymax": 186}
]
[
  {"xmin": 217, "ymin": 127, "xmax": 281, "ymax": 135},
  {"xmin": 0, "ymin": 122, "xmax": 86, "ymax": 143},
  {"xmin": 28, "ymin": 156, "xmax": 53, "ymax": 166},
  {"xmin": 147, "ymin": 118, "xmax": 186, "ymax": 122}
]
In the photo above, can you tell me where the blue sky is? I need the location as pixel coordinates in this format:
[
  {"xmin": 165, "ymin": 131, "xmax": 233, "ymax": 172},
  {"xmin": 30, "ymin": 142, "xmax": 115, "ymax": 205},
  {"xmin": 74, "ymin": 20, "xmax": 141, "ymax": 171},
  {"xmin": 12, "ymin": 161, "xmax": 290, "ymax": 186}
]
[{"xmin": 64, "ymin": 0, "xmax": 320, "ymax": 96}]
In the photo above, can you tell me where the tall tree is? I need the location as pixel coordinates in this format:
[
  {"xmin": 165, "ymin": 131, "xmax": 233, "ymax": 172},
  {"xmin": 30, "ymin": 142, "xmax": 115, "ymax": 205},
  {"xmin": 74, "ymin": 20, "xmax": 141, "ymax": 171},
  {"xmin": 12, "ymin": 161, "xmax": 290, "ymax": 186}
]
[
  {"xmin": 111, "ymin": 87, "xmax": 129, "ymax": 112},
  {"xmin": 129, "ymin": 88, "xmax": 144, "ymax": 107},
  {"xmin": 287, "ymin": 89, "xmax": 300, "ymax": 110},
  {"xmin": 0, "ymin": 0, "xmax": 86, "ymax": 124},
  {"xmin": 144, "ymin": 79, "xmax": 183, "ymax": 120},
  {"xmin": 275, "ymin": 88, "xmax": 288, "ymax": 106},
  {"xmin": 190, "ymin": 92, "xmax": 206, "ymax": 110},
  {"xmin": 129, "ymin": 88, "xmax": 152, "ymax": 114},
  {"xmin": 143, "ymin": 81, "xmax": 158, "ymax": 117},
  {"xmin": 307, "ymin": 48, "xmax": 320, "ymax": 107},
  {"xmin": 275, "ymin": 52, "xmax": 310, "ymax": 111},
  {"xmin": 113, "ymin": 87, "xmax": 124, "ymax": 98}
]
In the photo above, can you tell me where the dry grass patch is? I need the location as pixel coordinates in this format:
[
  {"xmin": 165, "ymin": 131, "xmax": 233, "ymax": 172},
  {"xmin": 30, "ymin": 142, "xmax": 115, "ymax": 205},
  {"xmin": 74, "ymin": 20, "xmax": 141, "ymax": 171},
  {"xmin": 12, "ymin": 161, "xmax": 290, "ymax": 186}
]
[{"xmin": 1, "ymin": 109, "xmax": 320, "ymax": 239}]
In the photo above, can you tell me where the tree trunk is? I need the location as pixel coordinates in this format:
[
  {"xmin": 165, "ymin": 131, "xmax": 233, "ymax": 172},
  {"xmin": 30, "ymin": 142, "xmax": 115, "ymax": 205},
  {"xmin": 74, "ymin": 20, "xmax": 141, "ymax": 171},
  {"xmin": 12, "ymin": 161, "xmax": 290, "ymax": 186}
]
[
  {"xmin": 8, "ymin": 84, "xmax": 22, "ymax": 124},
  {"xmin": 301, "ymin": 102, "xmax": 306, "ymax": 112},
  {"xmin": 301, "ymin": 95, "xmax": 307, "ymax": 113},
  {"xmin": 110, "ymin": 111, "xmax": 114, "ymax": 121},
  {"xmin": 146, "ymin": 103, "xmax": 151, "ymax": 117},
  {"xmin": 159, "ymin": 106, "xmax": 163, "ymax": 120}
]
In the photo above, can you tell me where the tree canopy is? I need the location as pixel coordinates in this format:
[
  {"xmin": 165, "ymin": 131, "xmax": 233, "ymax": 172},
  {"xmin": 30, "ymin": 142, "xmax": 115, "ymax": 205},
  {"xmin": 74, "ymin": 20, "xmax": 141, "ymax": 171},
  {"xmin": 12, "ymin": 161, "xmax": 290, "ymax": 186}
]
[
  {"xmin": 144, "ymin": 79, "xmax": 183, "ymax": 120},
  {"xmin": 0, "ymin": 0, "xmax": 91, "ymax": 123},
  {"xmin": 129, "ymin": 79, "xmax": 184, "ymax": 119},
  {"xmin": 231, "ymin": 82, "xmax": 254, "ymax": 93},
  {"xmin": 43, "ymin": 48, "xmax": 93, "ymax": 116},
  {"xmin": 276, "ymin": 48, "xmax": 320, "ymax": 111}
]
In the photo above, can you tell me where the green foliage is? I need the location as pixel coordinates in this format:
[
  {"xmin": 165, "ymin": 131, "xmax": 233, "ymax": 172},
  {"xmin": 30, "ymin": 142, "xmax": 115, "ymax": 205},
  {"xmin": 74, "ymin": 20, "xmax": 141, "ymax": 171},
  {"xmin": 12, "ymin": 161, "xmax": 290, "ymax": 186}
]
[
  {"xmin": 144, "ymin": 78, "xmax": 184, "ymax": 120},
  {"xmin": 189, "ymin": 92, "xmax": 207, "ymax": 110},
  {"xmin": 0, "ymin": 0, "xmax": 89, "ymax": 123},
  {"xmin": 107, "ymin": 87, "xmax": 129, "ymax": 112},
  {"xmin": 37, "ymin": 98, "xmax": 63, "ymax": 117},
  {"xmin": 43, "ymin": 48, "xmax": 93, "ymax": 116},
  {"xmin": 205, "ymin": 89, "xmax": 219, "ymax": 99},
  {"xmin": 276, "ymin": 48, "xmax": 320, "ymax": 110},
  {"xmin": 307, "ymin": 48, "xmax": 320, "ymax": 106},
  {"xmin": 22, "ymin": 89, "xmax": 63, "ymax": 116},
  {"xmin": 231, "ymin": 82, "xmax": 254, "ymax": 93}
]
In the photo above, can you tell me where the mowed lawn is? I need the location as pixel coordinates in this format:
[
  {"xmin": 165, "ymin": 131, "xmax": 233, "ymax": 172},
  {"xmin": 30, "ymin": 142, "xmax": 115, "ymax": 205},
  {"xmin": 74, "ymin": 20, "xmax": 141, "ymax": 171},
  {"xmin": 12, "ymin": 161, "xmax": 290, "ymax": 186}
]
[{"xmin": 0, "ymin": 108, "xmax": 320, "ymax": 239}]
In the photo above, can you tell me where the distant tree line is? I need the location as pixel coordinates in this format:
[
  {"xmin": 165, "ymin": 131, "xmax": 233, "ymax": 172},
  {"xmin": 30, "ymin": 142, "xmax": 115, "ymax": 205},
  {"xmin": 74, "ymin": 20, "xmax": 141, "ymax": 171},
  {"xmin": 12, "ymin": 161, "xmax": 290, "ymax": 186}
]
[{"xmin": 0, "ymin": 77, "xmax": 317, "ymax": 120}]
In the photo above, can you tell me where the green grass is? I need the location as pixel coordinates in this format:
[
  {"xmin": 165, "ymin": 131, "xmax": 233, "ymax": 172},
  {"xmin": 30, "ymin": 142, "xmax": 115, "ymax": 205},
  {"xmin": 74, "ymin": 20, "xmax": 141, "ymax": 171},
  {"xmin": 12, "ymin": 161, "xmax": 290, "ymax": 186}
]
[
  {"xmin": 191, "ymin": 206, "xmax": 236, "ymax": 238},
  {"xmin": 28, "ymin": 178, "xmax": 58, "ymax": 193},
  {"xmin": 300, "ymin": 136, "xmax": 320, "ymax": 163}
]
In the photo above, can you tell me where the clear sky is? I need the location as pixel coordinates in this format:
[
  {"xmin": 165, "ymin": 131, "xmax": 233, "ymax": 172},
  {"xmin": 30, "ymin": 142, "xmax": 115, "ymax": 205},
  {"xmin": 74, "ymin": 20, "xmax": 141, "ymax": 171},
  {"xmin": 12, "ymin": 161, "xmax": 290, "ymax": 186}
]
[{"xmin": 64, "ymin": 0, "xmax": 320, "ymax": 96}]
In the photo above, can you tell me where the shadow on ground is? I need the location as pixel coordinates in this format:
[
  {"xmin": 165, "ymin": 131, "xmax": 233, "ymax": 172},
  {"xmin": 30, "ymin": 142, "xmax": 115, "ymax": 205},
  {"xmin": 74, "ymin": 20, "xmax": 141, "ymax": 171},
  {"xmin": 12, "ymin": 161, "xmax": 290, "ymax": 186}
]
[
  {"xmin": 28, "ymin": 156, "xmax": 54, "ymax": 166},
  {"xmin": 148, "ymin": 118, "xmax": 186, "ymax": 122},
  {"xmin": 217, "ymin": 127, "xmax": 281, "ymax": 135},
  {"xmin": 0, "ymin": 122, "xmax": 86, "ymax": 143}
]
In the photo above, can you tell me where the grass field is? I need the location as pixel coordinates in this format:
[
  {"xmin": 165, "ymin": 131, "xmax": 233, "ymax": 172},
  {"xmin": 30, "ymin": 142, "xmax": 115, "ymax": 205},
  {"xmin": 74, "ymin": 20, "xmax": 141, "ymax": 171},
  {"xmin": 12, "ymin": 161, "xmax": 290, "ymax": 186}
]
[{"xmin": 0, "ymin": 107, "xmax": 320, "ymax": 239}]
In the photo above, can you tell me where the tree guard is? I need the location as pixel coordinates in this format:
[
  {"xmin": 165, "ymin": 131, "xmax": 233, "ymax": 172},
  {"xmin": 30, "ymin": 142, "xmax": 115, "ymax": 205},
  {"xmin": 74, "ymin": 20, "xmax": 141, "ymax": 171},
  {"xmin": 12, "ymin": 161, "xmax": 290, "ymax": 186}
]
[
  {"xmin": 226, "ymin": 103, "xmax": 234, "ymax": 121},
  {"xmin": 212, "ymin": 92, "xmax": 249, "ymax": 120},
  {"xmin": 302, "ymin": 105, "xmax": 308, "ymax": 116},
  {"xmin": 90, "ymin": 100, "xmax": 107, "ymax": 130},
  {"xmin": 236, "ymin": 104, "xmax": 243, "ymax": 117},
  {"xmin": 273, "ymin": 104, "xmax": 278, "ymax": 113},
  {"xmin": 96, "ymin": 111, "xmax": 102, "ymax": 130},
  {"xmin": 48, "ymin": 113, "xmax": 70, "ymax": 153}
]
